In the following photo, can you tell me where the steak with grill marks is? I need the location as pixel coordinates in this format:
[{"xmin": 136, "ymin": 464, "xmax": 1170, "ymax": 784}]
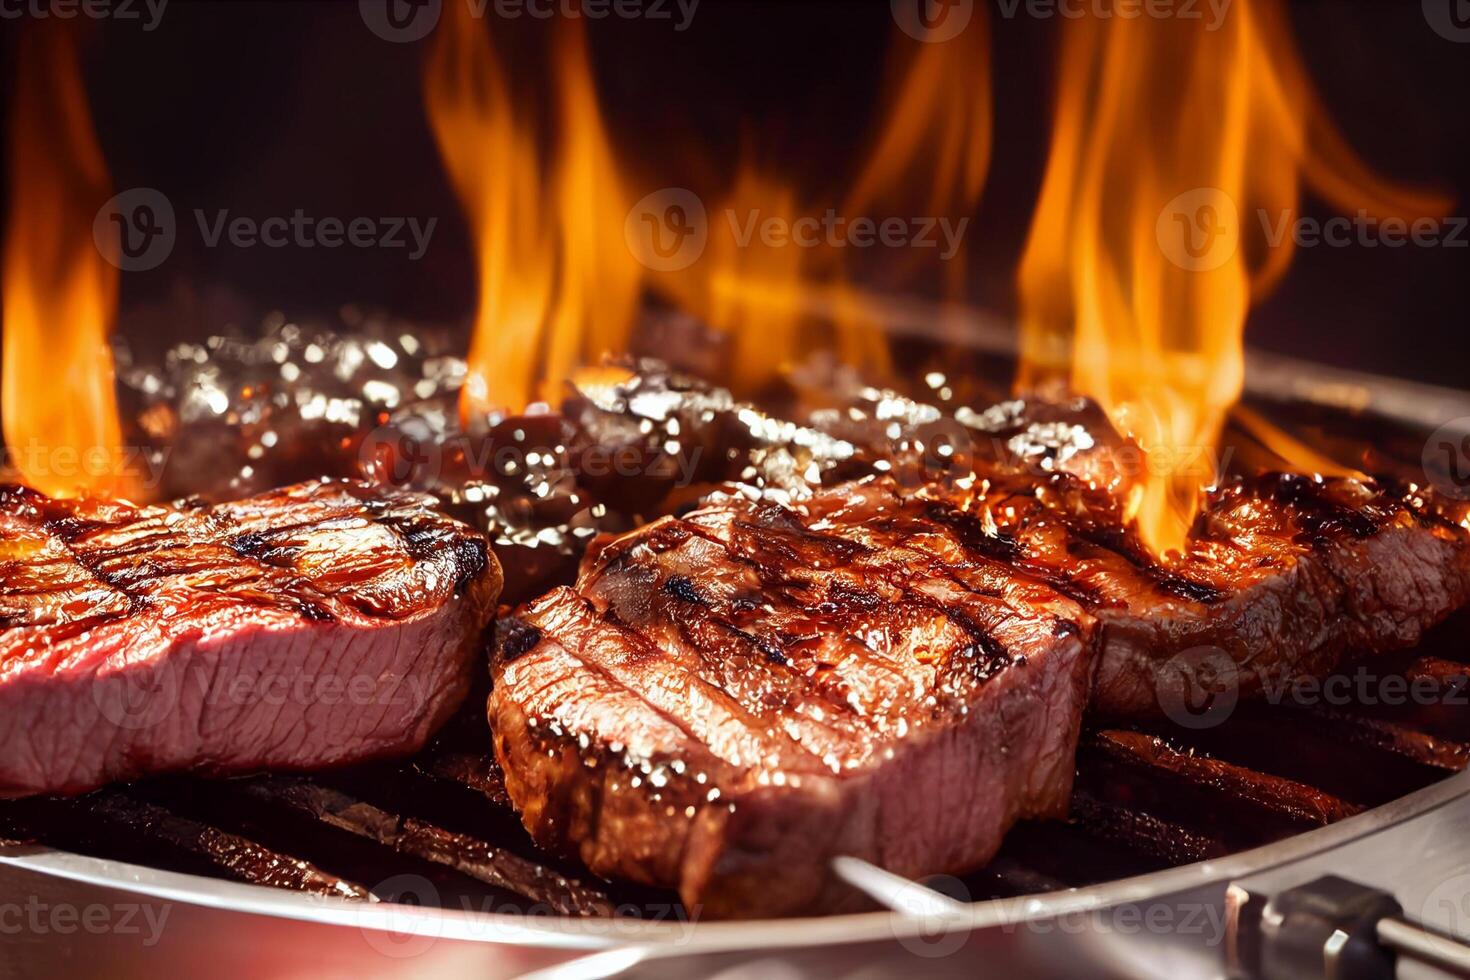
[
  {"xmin": 566, "ymin": 364, "xmax": 1470, "ymax": 718},
  {"xmin": 0, "ymin": 480, "xmax": 500, "ymax": 798},
  {"xmin": 488, "ymin": 478, "xmax": 1095, "ymax": 917}
]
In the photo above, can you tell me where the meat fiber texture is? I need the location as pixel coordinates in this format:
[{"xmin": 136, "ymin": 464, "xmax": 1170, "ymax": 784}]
[
  {"xmin": 489, "ymin": 479, "xmax": 1093, "ymax": 917},
  {"xmin": 0, "ymin": 479, "xmax": 501, "ymax": 797}
]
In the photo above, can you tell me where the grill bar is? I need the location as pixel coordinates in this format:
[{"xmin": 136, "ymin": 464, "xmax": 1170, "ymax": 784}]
[
  {"xmin": 4, "ymin": 791, "xmax": 373, "ymax": 899},
  {"xmin": 1069, "ymin": 788, "xmax": 1228, "ymax": 866},
  {"xmin": 1, "ymin": 639, "xmax": 1463, "ymax": 916},
  {"xmin": 1294, "ymin": 705, "xmax": 1470, "ymax": 772},
  {"xmin": 1088, "ymin": 729, "xmax": 1364, "ymax": 826},
  {"xmin": 236, "ymin": 777, "xmax": 615, "ymax": 917}
]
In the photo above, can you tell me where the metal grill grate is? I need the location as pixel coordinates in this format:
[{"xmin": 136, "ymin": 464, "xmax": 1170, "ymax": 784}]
[{"xmin": 3, "ymin": 622, "xmax": 1466, "ymax": 919}]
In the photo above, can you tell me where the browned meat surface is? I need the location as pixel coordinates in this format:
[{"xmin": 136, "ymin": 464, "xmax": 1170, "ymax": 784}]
[
  {"xmin": 566, "ymin": 364, "xmax": 1470, "ymax": 718},
  {"xmin": 488, "ymin": 479, "xmax": 1094, "ymax": 918},
  {"xmin": 0, "ymin": 480, "xmax": 500, "ymax": 798},
  {"xmin": 1086, "ymin": 474, "xmax": 1470, "ymax": 715}
]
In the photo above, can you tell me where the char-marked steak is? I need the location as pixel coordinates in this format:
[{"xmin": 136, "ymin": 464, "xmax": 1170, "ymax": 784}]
[
  {"xmin": 1082, "ymin": 474, "xmax": 1470, "ymax": 715},
  {"xmin": 567, "ymin": 365, "xmax": 1470, "ymax": 717},
  {"xmin": 0, "ymin": 480, "xmax": 500, "ymax": 798},
  {"xmin": 489, "ymin": 478, "xmax": 1093, "ymax": 917}
]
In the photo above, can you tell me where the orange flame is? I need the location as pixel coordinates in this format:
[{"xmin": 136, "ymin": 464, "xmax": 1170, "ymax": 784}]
[
  {"xmin": 1017, "ymin": 1, "xmax": 1450, "ymax": 554},
  {"xmin": 2, "ymin": 26, "xmax": 135, "ymax": 499},
  {"xmin": 428, "ymin": 11, "xmax": 995, "ymax": 407},
  {"xmin": 647, "ymin": 17, "xmax": 992, "ymax": 395},
  {"xmin": 424, "ymin": 6, "xmax": 641, "ymax": 421}
]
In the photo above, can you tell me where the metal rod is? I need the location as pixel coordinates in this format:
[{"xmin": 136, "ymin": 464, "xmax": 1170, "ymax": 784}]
[{"xmin": 1377, "ymin": 915, "xmax": 1470, "ymax": 977}]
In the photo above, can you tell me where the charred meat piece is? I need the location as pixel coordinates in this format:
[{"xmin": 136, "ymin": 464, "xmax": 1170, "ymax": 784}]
[
  {"xmin": 489, "ymin": 478, "xmax": 1094, "ymax": 918},
  {"xmin": 565, "ymin": 364, "xmax": 1470, "ymax": 718},
  {"xmin": 1079, "ymin": 474, "xmax": 1470, "ymax": 715},
  {"xmin": 0, "ymin": 480, "xmax": 500, "ymax": 798}
]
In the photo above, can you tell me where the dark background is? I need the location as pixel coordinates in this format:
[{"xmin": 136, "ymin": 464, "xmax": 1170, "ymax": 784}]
[{"xmin": 1, "ymin": 0, "xmax": 1466, "ymax": 388}]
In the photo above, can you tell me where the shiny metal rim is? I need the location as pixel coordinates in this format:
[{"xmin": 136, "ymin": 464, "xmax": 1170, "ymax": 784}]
[{"xmin": 3, "ymin": 770, "xmax": 1466, "ymax": 951}]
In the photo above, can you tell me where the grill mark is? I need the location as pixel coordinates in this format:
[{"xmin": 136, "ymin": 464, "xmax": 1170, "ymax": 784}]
[
  {"xmin": 712, "ymin": 520, "xmax": 939, "ymax": 684},
  {"xmin": 672, "ymin": 521, "xmax": 915, "ymax": 695},
  {"xmin": 599, "ymin": 549, "xmax": 848, "ymax": 713},
  {"xmin": 451, "ymin": 537, "xmax": 490, "ymax": 596},
  {"xmin": 852, "ymin": 492, "xmax": 1113, "ymax": 612},
  {"xmin": 590, "ymin": 603, "xmax": 832, "ymax": 772},
  {"xmin": 228, "ymin": 532, "xmax": 271, "ymax": 559},
  {"xmin": 596, "ymin": 520, "xmax": 909, "ymax": 733},
  {"xmin": 921, "ymin": 500, "xmax": 1023, "ymax": 563},
  {"xmin": 1060, "ymin": 519, "xmax": 1225, "ymax": 605},
  {"xmin": 498, "ymin": 620, "xmax": 544, "ymax": 662},
  {"xmin": 1260, "ymin": 473, "xmax": 1386, "ymax": 543},
  {"xmin": 662, "ymin": 574, "xmax": 704, "ymax": 605},
  {"xmin": 4, "ymin": 487, "xmax": 477, "ymax": 629},
  {"xmin": 725, "ymin": 504, "xmax": 1016, "ymax": 677}
]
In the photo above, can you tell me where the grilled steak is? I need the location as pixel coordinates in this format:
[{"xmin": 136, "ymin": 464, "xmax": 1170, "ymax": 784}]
[
  {"xmin": 1084, "ymin": 474, "xmax": 1470, "ymax": 715},
  {"xmin": 0, "ymin": 480, "xmax": 500, "ymax": 798},
  {"xmin": 566, "ymin": 365, "xmax": 1470, "ymax": 717},
  {"xmin": 489, "ymin": 478, "xmax": 1094, "ymax": 917}
]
